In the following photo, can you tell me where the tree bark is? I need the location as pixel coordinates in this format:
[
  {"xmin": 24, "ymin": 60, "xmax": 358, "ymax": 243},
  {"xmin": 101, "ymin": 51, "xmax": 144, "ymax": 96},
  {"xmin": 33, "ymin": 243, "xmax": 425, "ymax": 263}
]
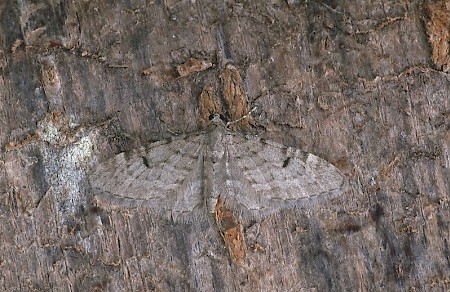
[{"xmin": 0, "ymin": 0, "xmax": 449, "ymax": 291}]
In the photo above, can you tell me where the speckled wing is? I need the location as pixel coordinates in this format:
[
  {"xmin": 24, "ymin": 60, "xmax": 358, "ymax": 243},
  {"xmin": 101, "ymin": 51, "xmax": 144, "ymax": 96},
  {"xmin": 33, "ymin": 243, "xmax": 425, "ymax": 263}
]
[
  {"xmin": 89, "ymin": 134, "xmax": 206, "ymax": 219},
  {"xmin": 222, "ymin": 133, "xmax": 346, "ymax": 219}
]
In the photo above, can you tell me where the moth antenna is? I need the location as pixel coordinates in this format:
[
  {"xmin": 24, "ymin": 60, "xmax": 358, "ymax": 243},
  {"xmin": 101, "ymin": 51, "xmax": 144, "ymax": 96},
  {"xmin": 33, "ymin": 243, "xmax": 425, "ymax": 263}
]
[{"xmin": 225, "ymin": 107, "xmax": 257, "ymax": 128}]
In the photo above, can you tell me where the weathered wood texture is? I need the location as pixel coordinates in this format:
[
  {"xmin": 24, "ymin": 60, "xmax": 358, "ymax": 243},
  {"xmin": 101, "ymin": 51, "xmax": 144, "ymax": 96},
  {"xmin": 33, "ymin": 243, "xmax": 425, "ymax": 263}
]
[{"xmin": 0, "ymin": 0, "xmax": 449, "ymax": 291}]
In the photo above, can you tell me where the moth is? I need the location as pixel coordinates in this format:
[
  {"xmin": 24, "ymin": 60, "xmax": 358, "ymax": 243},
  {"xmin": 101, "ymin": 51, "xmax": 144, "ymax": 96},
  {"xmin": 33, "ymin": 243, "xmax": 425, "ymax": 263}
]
[{"xmin": 89, "ymin": 113, "xmax": 346, "ymax": 222}]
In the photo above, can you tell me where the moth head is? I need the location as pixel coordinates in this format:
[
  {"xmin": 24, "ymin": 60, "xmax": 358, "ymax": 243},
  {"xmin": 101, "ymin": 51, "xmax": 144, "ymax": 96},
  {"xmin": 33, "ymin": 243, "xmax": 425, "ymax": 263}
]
[{"xmin": 209, "ymin": 113, "xmax": 227, "ymax": 126}]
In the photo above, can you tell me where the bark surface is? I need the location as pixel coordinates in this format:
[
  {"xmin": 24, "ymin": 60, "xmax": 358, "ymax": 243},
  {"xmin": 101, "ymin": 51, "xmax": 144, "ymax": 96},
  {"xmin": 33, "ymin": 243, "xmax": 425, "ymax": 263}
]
[{"xmin": 0, "ymin": 1, "xmax": 449, "ymax": 291}]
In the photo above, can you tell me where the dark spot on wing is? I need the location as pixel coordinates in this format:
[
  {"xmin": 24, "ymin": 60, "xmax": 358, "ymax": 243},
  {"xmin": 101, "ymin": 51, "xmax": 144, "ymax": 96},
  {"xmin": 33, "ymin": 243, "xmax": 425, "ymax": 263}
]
[
  {"xmin": 90, "ymin": 206, "xmax": 101, "ymax": 213},
  {"xmin": 370, "ymin": 203, "xmax": 384, "ymax": 223},
  {"xmin": 142, "ymin": 156, "xmax": 150, "ymax": 168},
  {"xmin": 337, "ymin": 221, "xmax": 362, "ymax": 233},
  {"xmin": 282, "ymin": 157, "xmax": 291, "ymax": 168}
]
